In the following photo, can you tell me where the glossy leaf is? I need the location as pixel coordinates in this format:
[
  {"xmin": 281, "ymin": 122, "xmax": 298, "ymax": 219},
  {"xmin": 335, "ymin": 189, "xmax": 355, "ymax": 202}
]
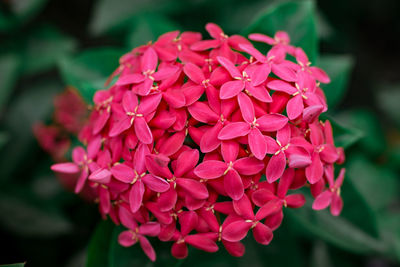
[
  {"xmin": 0, "ymin": 54, "xmax": 20, "ymax": 110},
  {"xmin": 86, "ymin": 220, "xmax": 115, "ymax": 267},
  {"xmin": 319, "ymin": 55, "xmax": 354, "ymax": 108},
  {"xmin": 58, "ymin": 48, "xmax": 123, "ymax": 103},
  {"xmin": 243, "ymin": 0, "xmax": 318, "ymax": 62}
]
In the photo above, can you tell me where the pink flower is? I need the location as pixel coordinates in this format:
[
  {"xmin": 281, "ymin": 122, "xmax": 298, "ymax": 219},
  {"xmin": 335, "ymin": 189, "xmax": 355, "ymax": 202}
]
[
  {"xmin": 48, "ymin": 23, "xmax": 346, "ymax": 261},
  {"xmin": 218, "ymin": 92, "xmax": 288, "ymax": 159},
  {"xmin": 312, "ymin": 166, "xmax": 345, "ymax": 216}
]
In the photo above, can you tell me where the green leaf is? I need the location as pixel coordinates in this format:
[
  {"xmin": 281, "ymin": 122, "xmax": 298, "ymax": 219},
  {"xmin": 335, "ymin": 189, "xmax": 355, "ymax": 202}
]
[
  {"xmin": 287, "ymin": 195, "xmax": 387, "ymax": 255},
  {"xmin": 327, "ymin": 117, "xmax": 364, "ymax": 149},
  {"xmin": 0, "ymin": 0, "xmax": 47, "ymax": 31},
  {"xmin": 346, "ymin": 153, "xmax": 399, "ymax": 211},
  {"xmin": 9, "ymin": 0, "xmax": 48, "ymax": 23},
  {"xmin": 21, "ymin": 25, "xmax": 76, "ymax": 75},
  {"xmin": 319, "ymin": 55, "xmax": 354, "ymax": 108},
  {"xmin": 378, "ymin": 213, "xmax": 400, "ymax": 262},
  {"xmin": 336, "ymin": 109, "xmax": 386, "ymax": 156},
  {"xmin": 0, "ymin": 53, "xmax": 20, "ymax": 110},
  {"xmin": 89, "ymin": 0, "xmax": 177, "ymax": 36},
  {"xmin": 86, "ymin": 220, "xmax": 115, "ymax": 267},
  {"xmin": 0, "ymin": 263, "xmax": 26, "ymax": 267},
  {"xmin": 108, "ymin": 225, "xmax": 183, "ymax": 267},
  {"xmin": 0, "ymin": 80, "xmax": 61, "ymax": 182},
  {"xmin": 125, "ymin": 13, "xmax": 179, "ymax": 48},
  {"xmin": 310, "ymin": 242, "xmax": 334, "ymax": 267},
  {"xmin": 58, "ymin": 47, "xmax": 124, "ymax": 104},
  {"xmin": 376, "ymin": 83, "xmax": 400, "ymax": 127},
  {"xmin": 243, "ymin": 0, "xmax": 318, "ymax": 63},
  {"xmin": 0, "ymin": 194, "xmax": 72, "ymax": 237}
]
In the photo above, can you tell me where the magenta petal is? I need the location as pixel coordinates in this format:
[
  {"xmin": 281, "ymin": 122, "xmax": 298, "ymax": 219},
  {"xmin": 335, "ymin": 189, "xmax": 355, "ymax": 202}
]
[
  {"xmin": 139, "ymin": 222, "xmax": 161, "ymax": 237},
  {"xmin": 233, "ymin": 194, "xmax": 254, "ymax": 220},
  {"xmin": 220, "ymin": 80, "xmax": 244, "ymax": 99},
  {"xmin": 88, "ymin": 168, "xmax": 111, "ymax": 183},
  {"xmin": 134, "ymin": 117, "xmax": 153, "ymax": 144},
  {"xmin": 194, "ymin": 160, "xmax": 227, "ymax": 179},
  {"xmin": 255, "ymin": 199, "xmax": 283, "ymax": 220},
  {"xmin": 158, "ymin": 131, "xmax": 186, "ymax": 156},
  {"xmin": 253, "ymin": 223, "xmax": 273, "ymax": 245},
  {"xmin": 138, "ymin": 93, "xmax": 162, "ymax": 115},
  {"xmin": 238, "ymin": 92, "xmax": 255, "ymax": 123},
  {"xmin": 286, "ymin": 94, "xmax": 304, "ymax": 120},
  {"xmin": 129, "ymin": 180, "xmax": 145, "ymax": 213},
  {"xmin": 183, "ymin": 85, "xmax": 204, "ymax": 106},
  {"xmin": 221, "ymin": 140, "xmax": 239, "ymax": 163},
  {"xmin": 171, "ymin": 242, "xmax": 188, "ymax": 259},
  {"xmin": 175, "ymin": 149, "xmax": 199, "ymax": 177},
  {"xmin": 109, "ymin": 117, "xmax": 131, "ymax": 137},
  {"xmin": 118, "ymin": 230, "xmax": 137, "ymax": 247},
  {"xmin": 251, "ymin": 64, "xmax": 271, "ymax": 86},
  {"xmin": 111, "ymin": 164, "xmax": 134, "ymax": 183},
  {"xmin": 218, "ymin": 122, "xmax": 251, "ymax": 140},
  {"xmin": 248, "ymin": 128, "xmax": 267, "ymax": 160},
  {"xmin": 74, "ymin": 168, "xmax": 88, "ymax": 193},
  {"xmin": 185, "ymin": 234, "xmax": 219, "ymax": 253},
  {"xmin": 312, "ymin": 190, "xmax": 333, "ymax": 210},
  {"xmin": 224, "ymin": 169, "xmax": 244, "ymax": 200},
  {"xmin": 223, "ymin": 240, "xmax": 245, "ymax": 257},
  {"xmin": 233, "ymin": 157, "xmax": 265, "ymax": 175},
  {"xmin": 330, "ymin": 194, "xmax": 343, "ymax": 216},
  {"xmin": 266, "ymin": 153, "xmax": 286, "ymax": 183},
  {"xmin": 246, "ymin": 84, "xmax": 272, "ymax": 103},
  {"xmin": 188, "ymin": 102, "xmax": 219, "ymax": 123},
  {"xmin": 257, "ymin": 114, "xmax": 288, "ymax": 132},
  {"xmin": 116, "ymin": 73, "xmax": 144, "ymax": 86},
  {"xmin": 51, "ymin": 162, "xmax": 79, "ymax": 174},
  {"xmin": 157, "ymin": 186, "xmax": 177, "ymax": 212},
  {"xmin": 217, "ymin": 56, "xmax": 242, "ymax": 78},
  {"xmin": 122, "ymin": 90, "xmax": 139, "ymax": 113},
  {"xmin": 177, "ymin": 178, "xmax": 209, "ymax": 199},
  {"xmin": 138, "ymin": 235, "xmax": 156, "ymax": 262},
  {"xmin": 222, "ymin": 220, "xmax": 252, "ymax": 242},
  {"xmin": 267, "ymin": 80, "xmax": 297, "ymax": 94},
  {"xmin": 200, "ymin": 122, "xmax": 223, "ymax": 153},
  {"xmin": 141, "ymin": 47, "xmax": 158, "ymax": 71},
  {"xmin": 305, "ymin": 152, "xmax": 324, "ymax": 184},
  {"xmin": 183, "ymin": 62, "xmax": 205, "ymax": 84},
  {"xmin": 285, "ymin": 194, "xmax": 306, "ymax": 208},
  {"xmin": 179, "ymin": 211, "xmax": 198, "ymax": 236},
  {"xmin": 142, "ymin": 174, "xmax": 169, "ymax": 192}
]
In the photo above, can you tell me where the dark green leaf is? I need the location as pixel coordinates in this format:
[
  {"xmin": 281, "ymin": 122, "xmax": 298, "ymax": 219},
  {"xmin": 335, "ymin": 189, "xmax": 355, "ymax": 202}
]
[
  {"xmin": 0, "ymin": 80, "xmax": 61, "ymax": 182},
  {"xmin": 9, "ymin": 0, "xmax": 48, "ymax": 23},
  {"xmin": 310, "ymin": 242, "xmax": 334, "ymax": 267},
  {"xmin": 86, "ymin": 219, "xmax": 115, "ymax": 267},
  {"xmin": 286, "ymin": 195, "xmax": 387, "ymax": 255},
  {"xmin": 125, "ymin": 13, "xmax": 179, "ymax": 48},
  {"xmin": 336, "ymin": 109, "xmax": 386, "ymax": 155},
  {"xmin": 89, "ymin": 0, "xmax": 177, "ymax": 36},
  {"xmin": 0, "ymin": 194, "xmax": 72, "ymax": 237},
  {"xmin": 243, "ymin": 0, "xmax": 318, "ymax": 63},
  {"xmin": 346, "ymin": 153, "xmax": 399, "ymax": 211},
  {"xmin": 327, "ymin": 117, "xmax": 364, "ymax": 149},
  {"xmin": 0, "ymin": 263, "xmax": 26, "ymax": 267},
  {"xmin": 319, "ymin": 55, "xmax": 354, "ymax": 108},
  {"xmin": 58, "ymin": 47, "xmax": 124, "ymax": 103},
  {"xmin": 108, "ymin": 225, "xmax": 183, "ymax": 267},
  {"xmin": 22, "ymin": 25, "xmax": 77, "ymax": 75},
  {"xmin": 376, "ymin": 83, "xmax": 400, "ymax": 127},
  {"xmin": 0, "ymin": 53, "xmax": 20, "ymax": 110}
]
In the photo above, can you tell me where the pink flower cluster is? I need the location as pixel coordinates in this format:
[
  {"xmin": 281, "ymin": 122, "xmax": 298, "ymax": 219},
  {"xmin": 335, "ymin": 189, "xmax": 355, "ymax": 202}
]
[{"xmin": 51, "ymin": 23, "xmax": 345, "ymax": 261}]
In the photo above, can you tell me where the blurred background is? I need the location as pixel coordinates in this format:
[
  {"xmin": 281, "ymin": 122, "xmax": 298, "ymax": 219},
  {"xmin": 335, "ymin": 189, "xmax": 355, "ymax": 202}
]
[{"xmin": 0, "ymin": 0, "xmax": 400, "ymax": 266}]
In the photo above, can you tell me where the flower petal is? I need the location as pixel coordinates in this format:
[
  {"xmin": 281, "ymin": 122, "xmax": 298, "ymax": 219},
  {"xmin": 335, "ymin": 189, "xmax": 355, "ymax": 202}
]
[
  {"xmin": 194, "ymin": 160, "xmax": 227, "ymax": 179},
  {"xmin": 248, "ymin": 128, "xmax": 267, "ymax": 160},
  {"xmin": 222, "ymin": 220, "xmax": 252, "ymax": 242},
  {"xmin": 220, "ymin": 80, "xmax": 244, "ymax": 99},
  {"xmin": 266, "ymin": 153, "xmax": 286, "ymax": 183},
  {"xmin": 238, "ymin": 92, "xmax": 255, "ymax": 123},
  {"xmin": 257, "ymin": 114, "xmax": 288, "ymax": 132},
  {"xmin": 218, "ymin": 122, "xmax": 250, "ymax": 140},
  {"xmin": 224, "ymin": 169, "xmax": 244, "ymax": 200},
  {"xmin": 253, "ymin": 223, "xmax": 273, "ymax": 245}
]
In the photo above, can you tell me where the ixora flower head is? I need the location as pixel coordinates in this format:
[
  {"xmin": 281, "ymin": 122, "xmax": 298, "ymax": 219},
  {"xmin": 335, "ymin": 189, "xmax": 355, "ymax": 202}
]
[{"xmin": 51, "ymin": 23, "xmax": 345, "ymax": 261}]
